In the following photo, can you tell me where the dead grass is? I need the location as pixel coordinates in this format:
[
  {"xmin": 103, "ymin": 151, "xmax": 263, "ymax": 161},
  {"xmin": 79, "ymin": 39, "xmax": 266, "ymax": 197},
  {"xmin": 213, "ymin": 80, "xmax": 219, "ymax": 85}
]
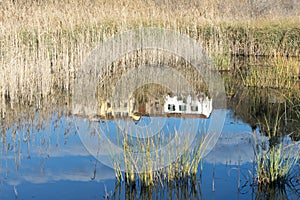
[{"xmin": 0, "ymin": 0, "xmax": 299, "ymax": 116}]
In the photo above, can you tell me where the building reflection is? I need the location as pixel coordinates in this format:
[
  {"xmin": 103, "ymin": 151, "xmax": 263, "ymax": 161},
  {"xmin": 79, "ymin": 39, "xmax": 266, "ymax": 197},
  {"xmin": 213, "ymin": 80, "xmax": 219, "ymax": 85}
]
[{"xmin": 98, "ymin": 94, "xmax": 213, "ymax": 121}]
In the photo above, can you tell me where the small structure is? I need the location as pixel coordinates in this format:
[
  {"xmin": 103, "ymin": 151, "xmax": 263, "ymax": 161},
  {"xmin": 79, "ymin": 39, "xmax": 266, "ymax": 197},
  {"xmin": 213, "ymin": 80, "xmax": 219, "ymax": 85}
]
[
  {"xmin": 164, "ymin": 95, "xmax": 213, "ymax": 118},
  {"xmin": 97, "ymin": 94, "xmax": 213, "ymax": 120},
  {"xmin": 98, "ymin": 98, "xmax": 136, "ymax": 119}
]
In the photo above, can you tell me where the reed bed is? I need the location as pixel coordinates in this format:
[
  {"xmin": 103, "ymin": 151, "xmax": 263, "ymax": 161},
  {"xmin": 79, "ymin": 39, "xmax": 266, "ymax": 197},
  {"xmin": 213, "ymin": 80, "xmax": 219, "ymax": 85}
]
[
  {"xmin": 111, "ymin": 175, "xmax": 202, "ymax": 200},
  {"xmin": 97, "ymin": 48, "xmax": 208, "ymax": 101},
  {"xmin": 253, "ymin": 107, "xmax": 299, "ymax": 187},
  {"xmin": 240, "ymin": 56, "xmax": 300, "ymax": 89},
  {"xmin": 1, "ymin": 0, "xmax": 300, "ymax": 114},
  {"xmin": 108, "ymin": 119, "xmax": 207, "ymax": 187},
  {"xmin": 254, "ymin": 138, "xmax": 298, "ymax": 186}
]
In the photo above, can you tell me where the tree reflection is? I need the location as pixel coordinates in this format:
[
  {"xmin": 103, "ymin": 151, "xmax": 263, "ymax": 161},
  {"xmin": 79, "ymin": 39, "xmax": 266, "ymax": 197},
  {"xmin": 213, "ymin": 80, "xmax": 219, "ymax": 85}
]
[{"xmin": 110, "ymin": 175, "xmax": 203, "ymax": 200}]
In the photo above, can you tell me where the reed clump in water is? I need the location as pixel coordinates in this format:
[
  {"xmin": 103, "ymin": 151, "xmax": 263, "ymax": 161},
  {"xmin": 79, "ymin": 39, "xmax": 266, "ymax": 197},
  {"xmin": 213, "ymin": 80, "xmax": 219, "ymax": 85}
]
[
  {"xmin": 253, "ymin": 107, "xmax": 299, "ymax": 187},
  {"xmin": 111, "ymin": 173, "xmax": 202, "ymax": 200},
  {"xmin": 254, "ymin": 140, "xmax": 298, "ymax": 186},
  {"xmin": 111, "ymin": 127, "xmax": 206, "ymax": 188}
]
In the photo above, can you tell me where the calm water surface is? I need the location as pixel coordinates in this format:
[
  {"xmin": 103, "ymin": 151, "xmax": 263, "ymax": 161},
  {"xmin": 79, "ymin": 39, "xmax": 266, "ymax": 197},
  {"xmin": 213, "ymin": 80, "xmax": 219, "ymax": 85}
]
[{"xmin": 1, "ymin": 109, "xmax": 299, "ymax": 199}]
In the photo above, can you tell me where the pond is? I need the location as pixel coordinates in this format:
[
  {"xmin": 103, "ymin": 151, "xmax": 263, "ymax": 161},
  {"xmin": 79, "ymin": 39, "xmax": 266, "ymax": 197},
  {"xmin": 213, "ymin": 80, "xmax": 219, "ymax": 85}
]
[
  {"xmin": 0, "ymin": 106, "xmax": 299, "ymax": 199},
  {"xmin": 0, "ymin": 48, "xmax": 300, "ymax": 199}
]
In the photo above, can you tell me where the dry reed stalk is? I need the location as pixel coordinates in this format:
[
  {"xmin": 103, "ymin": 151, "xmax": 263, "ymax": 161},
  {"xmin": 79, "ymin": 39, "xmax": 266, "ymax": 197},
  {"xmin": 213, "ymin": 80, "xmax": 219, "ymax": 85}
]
[{"xmin": 1, "ymin": 0, "xmax": 299, "ymax": 111}]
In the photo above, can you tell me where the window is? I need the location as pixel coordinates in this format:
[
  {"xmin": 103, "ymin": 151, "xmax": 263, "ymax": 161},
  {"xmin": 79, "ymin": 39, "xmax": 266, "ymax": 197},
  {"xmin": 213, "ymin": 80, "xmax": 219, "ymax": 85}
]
[
  {"xmin": 168, "ymin": 104, "xmax": 176, "ymax": 111},
  {"xmin": 191, "ymin": 105, "xmax": 198, "ymax": 111},
  {"xmin": 115, "ymin": 112, "xmax": 121, "ymax": 118},
  {"xmin": 179, "ymin": 105, "xmax": 186, "ymax": 111},
  {"xmin": 155, "ymin": 102, "xmax": 159, "ymax": 111}
]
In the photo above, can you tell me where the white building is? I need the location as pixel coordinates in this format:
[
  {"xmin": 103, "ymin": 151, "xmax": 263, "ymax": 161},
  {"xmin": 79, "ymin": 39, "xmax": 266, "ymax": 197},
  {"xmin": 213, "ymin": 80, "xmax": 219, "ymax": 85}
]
[{"xmin": 163, "ymin": 95, "xmax": 213, "ymax": 118}]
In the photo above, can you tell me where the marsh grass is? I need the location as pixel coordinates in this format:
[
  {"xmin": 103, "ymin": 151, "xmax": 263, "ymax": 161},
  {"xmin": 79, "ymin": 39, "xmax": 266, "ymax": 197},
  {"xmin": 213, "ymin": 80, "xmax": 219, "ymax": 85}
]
[
  {"xmin": 111, "ymin": 173, "xmax": 202, "ymax": 200},
  {"xmin": 97, "ymin": 48, "xmax": 209, "ymax": 103},
  {"xmin": 1, "ymin": 0, "xmax": 300, "ymax": 113},
  {"xmin": 254, "ymin": 183, "xmax": 298, "ymax": 200},
  {"xmin": 253, "ymin": 106, "xmax": 299, "ymax": 186},
  {"xmin": 109, "ymin": 122, "xmax": 207, "ymax": 188},
  {"xmin": 253, "ymin": 139, "xmax": 298, "ymax": 186},
  {"xmin": 240, "ymin": 56, "xmax": 300, "ymax": 89}
]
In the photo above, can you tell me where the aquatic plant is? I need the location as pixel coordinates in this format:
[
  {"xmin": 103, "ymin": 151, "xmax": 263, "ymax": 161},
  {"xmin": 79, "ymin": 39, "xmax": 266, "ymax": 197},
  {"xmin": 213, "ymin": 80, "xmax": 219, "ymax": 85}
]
[
  {"xmin": 253, "ymin": 137, "xmax": 299, "ymax": 186},
  {"xmin": 1, "ymin": 0, "xmax": 300, "ymax": 115},
  {"xmin": 108, "ymin": 121, "xmax": 207, "ymax": 188},
  {"xmin": 253, "ymin": 108, "xmax": 299, "ymax": 186},
  {"xmin": 110, "ymin": 172, "xmax": 202, "ymax": 200},
  {"xmin": 240, "ymin": 56, "xmax": 299, "ymax": 89}
]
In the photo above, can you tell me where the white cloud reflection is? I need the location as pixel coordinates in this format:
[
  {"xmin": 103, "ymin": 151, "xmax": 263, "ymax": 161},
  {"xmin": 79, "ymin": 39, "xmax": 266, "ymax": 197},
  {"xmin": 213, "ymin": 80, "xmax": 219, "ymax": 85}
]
[
  {"xmin": 1, "ymin": 136, "xmax": 116, "ymax": 186},
  {"xmin": 204, "ymin": 132, "xmax": 255, "ymax": 165}
]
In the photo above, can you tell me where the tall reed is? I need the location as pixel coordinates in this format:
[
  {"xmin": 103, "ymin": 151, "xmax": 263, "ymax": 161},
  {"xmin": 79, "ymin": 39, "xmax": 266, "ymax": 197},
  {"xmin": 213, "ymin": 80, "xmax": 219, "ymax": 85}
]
[
  {"xmin": 253, "ymin": 107, "xmax": 299, "ymax": 186},
  {"xmin": 1, "ymin": 0, "xmax": 300, "ymax": 116},
  {"xmin": 109, "ymin": 120, "xmax": 207, "ymax": 187},
  {"xmin": 240, "ymin": 56, "xmax": 300, "ymax": 89}
]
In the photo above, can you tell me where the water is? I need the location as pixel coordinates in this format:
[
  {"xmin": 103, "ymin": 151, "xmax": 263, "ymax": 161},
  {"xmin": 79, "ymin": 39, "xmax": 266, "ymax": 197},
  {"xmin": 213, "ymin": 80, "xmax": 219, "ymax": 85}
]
[
  {"xmin": 0, "ymin": 55, "xmax": 300, "ymax": 199},
  {"xmin": 0, "ymin": 108, "xmax": 299, "ymax": 199}
]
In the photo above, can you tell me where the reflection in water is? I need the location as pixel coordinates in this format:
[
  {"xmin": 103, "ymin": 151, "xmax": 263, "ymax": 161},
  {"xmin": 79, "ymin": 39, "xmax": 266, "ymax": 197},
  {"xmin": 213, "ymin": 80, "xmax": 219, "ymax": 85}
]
[
  {"xmin": 110, "ymin": 176, "xmax": 203, "ymax": 200},
  {"xmin": 73, "ymin": 51, "xmax": 220, "ymax": 185},
  {"xmin": 0, "ymin": 55, "xmax": 299, "ymax": 199},
  {"xmin": 0, "ymin": 115, "xmax": 116, "ymax": 181},
  {"xmin": 97, "ymin": 94, "xmax": 212, "ymax": 120},
  {"xmin": 228, "ymin": 84, "xmax": 300, "ymax": 140},
  {"xmin": 0, "ymin": 109, "xmax": 299, "ymax": 199},
  {"xmin": 205, "ymin": 132, "xmax": 255, "ymax": 165},
  {"xmin": 164, "ymin": 95, "xmax": 212, "ymax": 118}
]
